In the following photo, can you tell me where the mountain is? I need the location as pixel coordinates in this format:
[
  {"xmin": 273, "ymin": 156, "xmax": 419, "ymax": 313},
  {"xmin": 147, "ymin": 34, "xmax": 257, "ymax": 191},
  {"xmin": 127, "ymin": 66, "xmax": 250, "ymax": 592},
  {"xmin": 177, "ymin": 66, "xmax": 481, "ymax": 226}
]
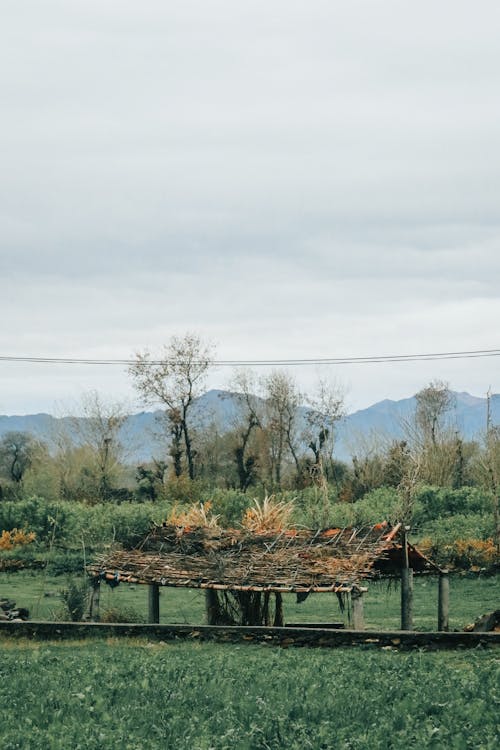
[{"xmin": 0, "ymin": 389, "xmax": 497, "ymax": 465}]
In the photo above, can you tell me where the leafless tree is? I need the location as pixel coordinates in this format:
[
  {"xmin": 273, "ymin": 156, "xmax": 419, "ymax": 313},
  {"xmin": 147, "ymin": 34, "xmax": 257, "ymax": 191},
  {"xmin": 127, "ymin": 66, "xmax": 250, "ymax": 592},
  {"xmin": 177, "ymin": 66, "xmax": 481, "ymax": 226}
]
[
  {"xmin": 415, "ymin": 379, "xmax": 455, "ymax": 446},
  {"xmin": 262, "ymin": 370, "xmax": 302, "ymax": 487},
  {"xmin": 73, "ymin": 391, "xmax": 128, "ymax": 502},
  {"xmin": 304, "ymin": 378, "xmax": 346, "ymax": 478},
  {"xmin": 229, "ymin": 369, "xmax": 264, "ymax": 491},
  {"xmin": 128, "ymin": 333, "xmax": 214, "ymax": 480}
]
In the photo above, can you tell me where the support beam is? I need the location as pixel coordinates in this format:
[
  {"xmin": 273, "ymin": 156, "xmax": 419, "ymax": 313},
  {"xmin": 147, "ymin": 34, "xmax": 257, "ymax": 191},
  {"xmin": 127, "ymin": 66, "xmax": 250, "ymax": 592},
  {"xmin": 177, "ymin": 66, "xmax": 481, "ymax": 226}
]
[
  {"xmin": 205, "ymin": 590, "xmax": 219, "ymax": 625},
  {"xmin": 401, "ymin": 568, "xmax": 414, "ymax": 630},
  {"xmin": 351, "ymin": 589, "xmax": 365, "ymax": 631},
  {"xmin": 274, "ymin": 592, "xmax": 284, "ymax": 627},
  {"xmin": 148, "ymin": 583, "xmax": 160, "ymax": 624},
  {"xmin": 438, "ymin": 571, "xmax": 450, "ymax": 632},
  {"xmin": 89, "ymin": 579, "xmax": 100, "ymax": 622}
]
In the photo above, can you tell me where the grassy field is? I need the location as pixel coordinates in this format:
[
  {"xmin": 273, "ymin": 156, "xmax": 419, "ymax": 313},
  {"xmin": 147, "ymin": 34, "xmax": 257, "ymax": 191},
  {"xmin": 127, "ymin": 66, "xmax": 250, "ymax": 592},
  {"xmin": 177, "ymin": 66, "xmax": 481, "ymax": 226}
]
[
  {"xmin": 0, "ymin": 639, "xmax": 498, "ymax": 749},
  {"xmin": 1, "ymin": 571, "xmax": 498, "ymax": 631}
]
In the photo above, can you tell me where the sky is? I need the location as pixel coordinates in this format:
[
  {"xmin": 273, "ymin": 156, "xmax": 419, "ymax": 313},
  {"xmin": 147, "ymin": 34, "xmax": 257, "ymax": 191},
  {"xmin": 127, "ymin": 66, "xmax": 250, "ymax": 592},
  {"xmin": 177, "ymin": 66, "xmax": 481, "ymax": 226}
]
[{"xmin": 2, "ymin": 1, "xmax": 500, "ymax": 415}]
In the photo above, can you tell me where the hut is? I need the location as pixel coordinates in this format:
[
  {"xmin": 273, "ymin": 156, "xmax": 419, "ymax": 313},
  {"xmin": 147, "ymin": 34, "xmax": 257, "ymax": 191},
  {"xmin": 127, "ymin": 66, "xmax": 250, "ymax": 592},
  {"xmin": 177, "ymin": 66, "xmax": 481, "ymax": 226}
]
[{"xmin": 87, "ymin": 521, "xmax": 447, "ymax": 630}]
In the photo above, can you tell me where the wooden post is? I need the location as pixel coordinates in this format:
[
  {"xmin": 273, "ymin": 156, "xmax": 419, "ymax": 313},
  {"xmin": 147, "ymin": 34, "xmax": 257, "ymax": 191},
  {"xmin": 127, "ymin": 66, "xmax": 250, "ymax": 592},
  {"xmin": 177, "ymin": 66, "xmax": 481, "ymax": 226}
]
[
  {"xmin": 205, "ymin": 589, "xmax": 219, "ymax": 625},
  {"xmin": 274, "ymin": 592, "xmax": 284, "ymax": 627},
  {"xmin": 90, "ymin": 578, "xmax": 100, "ymax": 622},
  {"xmin": 401, "ymin": 568, "xmax": 414, "ymax": 630},
  {"xmin": 148, "ymin": 583, "xmax": 160, "ymax": 624},
  {"xmin": 438, "ymin": 571, "xmax": 450, "ymax": 631},
  {"xmin": 400, "ymin": 526, "xmax": 413, "ymax": 630},
  {"xmin": 351, "ymin": 588, "xmax": 365, "ymax": 630}
]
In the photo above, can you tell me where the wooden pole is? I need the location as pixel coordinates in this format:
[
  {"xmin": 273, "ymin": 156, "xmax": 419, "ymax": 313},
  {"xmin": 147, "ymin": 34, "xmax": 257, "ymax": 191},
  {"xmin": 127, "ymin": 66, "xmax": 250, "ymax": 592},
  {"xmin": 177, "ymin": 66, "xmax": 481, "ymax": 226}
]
[
  {"xmin": 274, "ymin": 592, "xmax": 284, "ymax": 627},
  {"xmin": 90, "ymin": 578, "xmax": 100, "ymax": 622},
  {"xmin": 400, "ymin": 526, "xmax": 413, "ymax": 630},
  {"xmin": 351, "ymin": 588, "xmax": 365, "ymax": 630},
  {"xmin": 438, "ymin": 571, "xmax": 450, "ymax": 631},
  {"xmin": 205, "ymin": 590, "xmax": 219, "ymax": 625},
  {"xmin": 148, "ymin": 583, "xmax": 160, "ymax": 624},
  {"xmin": 401, "ymin": 568, "xmax": 414, "ymax": 630}
]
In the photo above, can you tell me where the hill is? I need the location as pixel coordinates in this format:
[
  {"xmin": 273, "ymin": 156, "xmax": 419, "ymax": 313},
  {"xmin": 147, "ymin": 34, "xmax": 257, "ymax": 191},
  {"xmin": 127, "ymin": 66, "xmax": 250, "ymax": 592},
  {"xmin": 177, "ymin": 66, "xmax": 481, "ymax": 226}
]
[{"xmin": 0, "ymin": 389, "xmax": 497, "ymax": 464}]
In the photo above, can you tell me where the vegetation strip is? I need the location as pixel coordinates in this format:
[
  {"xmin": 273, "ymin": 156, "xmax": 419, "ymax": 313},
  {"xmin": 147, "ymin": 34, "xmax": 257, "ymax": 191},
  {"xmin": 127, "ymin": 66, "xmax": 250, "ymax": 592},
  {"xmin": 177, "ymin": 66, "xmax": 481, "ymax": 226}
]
[{"xmin": 1, "ymin": 620, "xmax": 498, "ymax": 649}]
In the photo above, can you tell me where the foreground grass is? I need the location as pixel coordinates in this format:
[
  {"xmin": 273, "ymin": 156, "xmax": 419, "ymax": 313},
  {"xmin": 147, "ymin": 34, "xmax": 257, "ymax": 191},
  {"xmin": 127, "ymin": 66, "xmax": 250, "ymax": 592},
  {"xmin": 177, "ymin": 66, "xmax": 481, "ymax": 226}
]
[
  {"xmin": 0, "ymin": 640, "xmax": 498, "ymax": 749},
  {"xmin": 1, "ymin": 571, "xmax": 498, "ymax": 631}
]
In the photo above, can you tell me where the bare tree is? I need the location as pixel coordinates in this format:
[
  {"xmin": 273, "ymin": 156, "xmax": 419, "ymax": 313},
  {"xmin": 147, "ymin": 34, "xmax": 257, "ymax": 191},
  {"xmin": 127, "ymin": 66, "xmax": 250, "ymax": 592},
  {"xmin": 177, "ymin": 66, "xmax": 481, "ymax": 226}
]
[
  {"xmin": 262, "ymin": 370, "xmax": 302, "ymax": 487},
  {"xmin": 229, "ymin": 369, "xmax": 264, "ymax": 491},
  {"xmin": 128, "ymin": 333, "xmax": 214, "ymax": 480},
  {"xmin": 304, "ymin": 378, "xmax": 345, "ymax": 478},
  {"xmin": 475, "ymin": 424, "xmax": 500, "ymax": 553},
  {"xmin": 415, "ymin": 379, "xmax": 455, "ymax": 446},
  {"xmin": 73, "ymin": 391, "xmax": 128, "ymax": 502}
]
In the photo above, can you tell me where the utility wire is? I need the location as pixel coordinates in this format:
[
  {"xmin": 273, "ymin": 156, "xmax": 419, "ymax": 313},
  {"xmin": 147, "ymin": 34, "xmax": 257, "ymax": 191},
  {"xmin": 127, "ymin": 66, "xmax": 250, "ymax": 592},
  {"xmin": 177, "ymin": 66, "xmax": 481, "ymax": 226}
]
[{"xmin": 0, "ymin": 348, "xmax": 500, "ymax": 367}]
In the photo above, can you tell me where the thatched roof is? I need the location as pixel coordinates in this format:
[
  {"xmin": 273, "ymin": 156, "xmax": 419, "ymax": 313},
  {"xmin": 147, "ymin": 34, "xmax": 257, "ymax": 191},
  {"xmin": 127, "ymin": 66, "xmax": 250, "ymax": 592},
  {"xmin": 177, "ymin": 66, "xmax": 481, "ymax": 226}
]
[{"xmin": 88, "ymin": 521, "xmax": 441, "ymax": 594}]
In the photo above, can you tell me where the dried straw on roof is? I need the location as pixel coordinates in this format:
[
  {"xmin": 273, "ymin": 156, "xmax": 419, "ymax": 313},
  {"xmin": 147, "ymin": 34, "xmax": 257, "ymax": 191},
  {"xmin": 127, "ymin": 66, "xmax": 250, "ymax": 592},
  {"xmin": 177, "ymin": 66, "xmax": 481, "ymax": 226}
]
[{"xmin": 88, "ymin": 521, "xmax": 440, "ymax": 593}]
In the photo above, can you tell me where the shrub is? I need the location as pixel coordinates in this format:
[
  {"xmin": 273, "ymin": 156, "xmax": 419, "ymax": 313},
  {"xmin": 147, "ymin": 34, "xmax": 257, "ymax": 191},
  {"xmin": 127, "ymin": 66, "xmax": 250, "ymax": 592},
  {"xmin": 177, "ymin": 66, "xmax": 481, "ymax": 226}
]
[
  {"xmin": 417, "ymin": 512, "xmax": 495, "ymax": 545},
  {"xmin": 413, "ymin": 486, "xmax": 492, "ymax": 524},
  {"xmin": 419, "ymin": 536, "xmax": 499, "ymax": 571},
  {"xmin": 59, "ymin": 577, "xmax": 91, "ymax": 621},
  {"xmin": 100, "ymin": 605, "xmax": 144, "ymax": 623},
  {"xmin": 0, "ymin": 497, "xmax": 70, "ymax": 544},
  {"xmin": 349, "ymin": 487, "xmax": 402, "ymax": 526},
  {"xmin": 209, "ymin": 489, "xmax": 251, "ymax": 526},
  {"xmin": 0, "ymin": 528, "xmax": 36, "ymax": 550}
]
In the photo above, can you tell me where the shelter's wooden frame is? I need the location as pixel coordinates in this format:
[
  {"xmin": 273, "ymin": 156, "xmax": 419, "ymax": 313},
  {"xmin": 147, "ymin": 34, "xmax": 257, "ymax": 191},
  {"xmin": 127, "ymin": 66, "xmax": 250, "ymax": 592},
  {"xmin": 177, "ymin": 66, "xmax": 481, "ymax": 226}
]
[{"xmin": 88, "ymin": 522, "xmax": 444, "ymax": 629}]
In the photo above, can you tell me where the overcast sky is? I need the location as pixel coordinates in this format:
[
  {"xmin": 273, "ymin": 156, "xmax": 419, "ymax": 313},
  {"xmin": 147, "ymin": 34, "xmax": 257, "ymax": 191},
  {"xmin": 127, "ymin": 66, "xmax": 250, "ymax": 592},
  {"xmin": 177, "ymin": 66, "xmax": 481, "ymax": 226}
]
[{"xmin": 2, "ymin": 1, "xmax": 500, "ymax": 415}]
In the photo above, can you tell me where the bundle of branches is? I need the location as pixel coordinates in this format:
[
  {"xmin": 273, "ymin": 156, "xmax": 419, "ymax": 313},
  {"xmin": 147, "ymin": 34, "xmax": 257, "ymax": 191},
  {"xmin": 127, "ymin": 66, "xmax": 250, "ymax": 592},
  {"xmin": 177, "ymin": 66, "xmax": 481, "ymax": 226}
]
[{"xmin": 90, "ymin": 523, "xmax": 399, "ymax": 592}]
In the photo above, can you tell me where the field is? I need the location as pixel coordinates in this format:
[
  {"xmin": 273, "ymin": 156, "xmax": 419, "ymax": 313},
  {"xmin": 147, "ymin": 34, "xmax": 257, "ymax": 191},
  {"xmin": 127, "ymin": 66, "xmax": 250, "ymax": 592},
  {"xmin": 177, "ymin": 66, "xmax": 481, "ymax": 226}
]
[
  {"xmin": 0, "ymin": 639, "xmax": 498, "ymax": 749},
  {"xmin": 1, "ymin": 573, "xmax": 499, "ymax": 748},
  {"xmin": 1, "ymin": 571, "xmax": 498, "ymax": 631}
]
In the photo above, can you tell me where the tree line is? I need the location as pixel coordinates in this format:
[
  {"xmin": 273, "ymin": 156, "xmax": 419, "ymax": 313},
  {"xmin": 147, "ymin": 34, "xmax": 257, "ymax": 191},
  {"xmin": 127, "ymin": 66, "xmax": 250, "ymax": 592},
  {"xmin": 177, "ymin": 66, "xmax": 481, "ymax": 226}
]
[{"xmin": 0, "ymin": 333, "xmax": 498, "ymax": 550}]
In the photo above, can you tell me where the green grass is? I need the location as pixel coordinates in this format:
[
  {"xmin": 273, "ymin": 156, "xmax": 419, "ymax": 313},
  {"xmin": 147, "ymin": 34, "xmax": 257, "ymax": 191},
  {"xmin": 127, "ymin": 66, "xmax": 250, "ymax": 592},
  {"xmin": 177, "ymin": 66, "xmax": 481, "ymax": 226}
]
[
  {"xmin": 0, "ymin": 640, "xmax": 498, "ymax": 749},
  {"xmin": 1, "ymin": 571, "xmax": 498, "ymax": 631}
]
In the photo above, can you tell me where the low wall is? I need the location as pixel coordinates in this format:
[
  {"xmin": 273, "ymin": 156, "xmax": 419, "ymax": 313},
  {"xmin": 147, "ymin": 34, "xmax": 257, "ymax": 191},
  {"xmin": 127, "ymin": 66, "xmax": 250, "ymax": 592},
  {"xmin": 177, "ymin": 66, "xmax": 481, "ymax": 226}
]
[{"xmin": 0, "ymin": 621, "xmax": 498, "ymax": 649}]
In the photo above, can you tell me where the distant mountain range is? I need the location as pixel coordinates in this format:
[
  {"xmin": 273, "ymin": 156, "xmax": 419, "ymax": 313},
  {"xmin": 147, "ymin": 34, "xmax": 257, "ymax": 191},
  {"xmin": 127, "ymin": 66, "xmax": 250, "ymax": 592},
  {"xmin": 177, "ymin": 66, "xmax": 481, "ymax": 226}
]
[{"xmin": 1, "ymin": 389, "xmax": 498, "ymax": 464}]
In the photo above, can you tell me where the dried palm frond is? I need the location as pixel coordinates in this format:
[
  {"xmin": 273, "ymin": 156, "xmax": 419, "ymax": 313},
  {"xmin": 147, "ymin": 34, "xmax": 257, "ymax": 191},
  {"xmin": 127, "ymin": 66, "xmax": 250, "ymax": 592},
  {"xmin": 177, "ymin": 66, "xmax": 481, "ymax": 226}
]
[
  {"xmin": 241, "ymin": 495, "xmax": 295, "ymax": 533},
  {"xmin": 167, "ymin": 501, "xmax": 220, "ymax": 529}
]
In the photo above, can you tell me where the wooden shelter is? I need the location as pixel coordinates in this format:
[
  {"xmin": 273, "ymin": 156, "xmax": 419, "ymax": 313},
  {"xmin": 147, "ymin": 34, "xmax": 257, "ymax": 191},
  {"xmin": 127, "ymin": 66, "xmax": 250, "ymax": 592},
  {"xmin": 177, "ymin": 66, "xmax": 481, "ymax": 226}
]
[{"xmin": 88, "ymin": 521, "xmax": 447, "ymax": 630}]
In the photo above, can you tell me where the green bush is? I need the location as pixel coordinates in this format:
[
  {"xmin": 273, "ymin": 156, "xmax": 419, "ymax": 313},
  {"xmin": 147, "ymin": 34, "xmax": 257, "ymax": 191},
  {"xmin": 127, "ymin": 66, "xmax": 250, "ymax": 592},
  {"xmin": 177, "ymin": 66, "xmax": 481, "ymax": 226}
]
[
  {"xmin": 209, "ymin": 488, "xmax": 251, "ymax": 526},
  {"xmin": 100, "ymin": 605, "xmax": 145, "ymax": 623},
  {"xmin": 0, "ymin": 497, "xmax": 71, "ymax": 544},
  {"xmin": 59, "ymin": 577, "xmax": 91, "ymax": 621},
  {"xmin": 0, "ymin": 497, "xmax": 169, "ymax": 552},
  {"xmin": 348, "ymin": 487, "xmax": 402, "ymax": 526},
  {"xmin": 413, "ymin": 485, "xmax": 493, "ymax": 524},
  {"xmin": 416, "ymin": 512, "xmax": 495, "ymax": 546}
]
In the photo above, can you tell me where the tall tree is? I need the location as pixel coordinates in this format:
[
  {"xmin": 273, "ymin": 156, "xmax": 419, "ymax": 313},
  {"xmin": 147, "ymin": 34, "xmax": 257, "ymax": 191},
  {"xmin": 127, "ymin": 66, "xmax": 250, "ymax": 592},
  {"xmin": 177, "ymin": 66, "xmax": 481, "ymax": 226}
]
[
  {"xmin": 229, "ymin": 369, "xmax": 263, "ymax": 491},
  {"xmin": 73, "ymin": 391, "xmax": 128, "ymax": 502},
  {"xmin": 475, "ymin": 424, "xmax": 500, "ymax": 553},
  {"xmin": 128, "ymin": 333, "xmax": 214, "ymax": 480},
  {"xmin": 304, "ymin": 378, "xmax": 345, "ymax": 480},
  {"xmin": 0, "ymin": 431, "xmax": 39, "ymax": 487},
  {"xmin": 262, "ymin": 370, "xmax": 301, "ymax": 487},
  {"xmin": 415, "ymin": 379, "xmax": 454, "ymax": 446}
]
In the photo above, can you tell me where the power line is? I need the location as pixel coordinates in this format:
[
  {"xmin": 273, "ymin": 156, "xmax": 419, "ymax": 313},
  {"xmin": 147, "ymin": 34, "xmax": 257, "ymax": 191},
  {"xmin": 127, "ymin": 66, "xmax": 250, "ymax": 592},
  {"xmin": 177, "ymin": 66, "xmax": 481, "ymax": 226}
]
[{"xmin": 1, "ymin": 348, "xmax": 500, "ymax": 367}]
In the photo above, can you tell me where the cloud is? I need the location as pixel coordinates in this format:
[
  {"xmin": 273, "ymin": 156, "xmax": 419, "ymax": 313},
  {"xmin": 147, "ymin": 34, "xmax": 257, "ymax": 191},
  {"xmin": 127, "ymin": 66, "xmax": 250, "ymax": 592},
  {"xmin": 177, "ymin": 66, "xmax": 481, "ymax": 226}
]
[{"xmin": 1, "ymin": 1, "xmax": 500, "ymax": 412}]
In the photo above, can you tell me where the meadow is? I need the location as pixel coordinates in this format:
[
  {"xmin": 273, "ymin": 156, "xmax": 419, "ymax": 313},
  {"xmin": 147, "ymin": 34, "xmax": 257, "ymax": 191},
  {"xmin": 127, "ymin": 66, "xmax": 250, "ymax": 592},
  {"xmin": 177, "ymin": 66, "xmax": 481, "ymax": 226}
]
[{"xmin": 0, "ymin": 639, "xmax": 498, "ymax": 749}]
